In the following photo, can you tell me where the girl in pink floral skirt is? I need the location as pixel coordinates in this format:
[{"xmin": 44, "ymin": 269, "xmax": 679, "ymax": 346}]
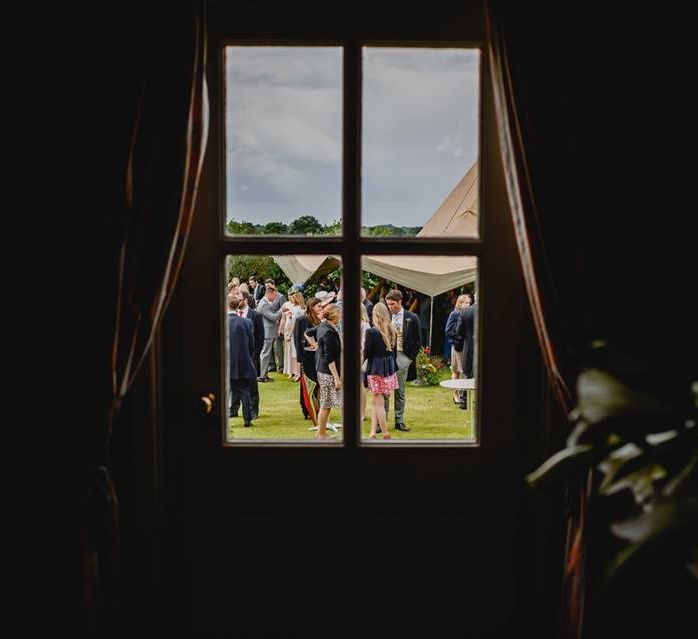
[{"xmin": 362, "ymin": 302, "xmax": 398, "ymax": 439}]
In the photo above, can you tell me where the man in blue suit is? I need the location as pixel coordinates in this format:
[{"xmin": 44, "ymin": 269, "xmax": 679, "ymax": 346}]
[
  {"xmin": 230, "ymin": 291, "xmax": 264, "ymax": 419},
  {"xmin": 227, "ymin": 294, "xmax": 257, "ymax": 428}
]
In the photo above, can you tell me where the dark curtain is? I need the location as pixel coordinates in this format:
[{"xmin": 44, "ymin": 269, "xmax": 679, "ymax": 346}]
[
  {"xmin": 82, "ymin": 1, "xmax": 208, "ymax": 630},
  {"xmin": 487, "ymin": 2, "xmax": 696, "ymax": 637}
]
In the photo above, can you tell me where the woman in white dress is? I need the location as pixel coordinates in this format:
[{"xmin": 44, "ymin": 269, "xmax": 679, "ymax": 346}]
[{"xmin": 280, "ymin": 287, "xmax": 306, "ymax": 378}]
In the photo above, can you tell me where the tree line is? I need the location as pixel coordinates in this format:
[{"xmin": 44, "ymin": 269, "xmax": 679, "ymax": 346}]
[{"xmin": 226, "ymin": 215, "xmax": 421, "ymax": 237}]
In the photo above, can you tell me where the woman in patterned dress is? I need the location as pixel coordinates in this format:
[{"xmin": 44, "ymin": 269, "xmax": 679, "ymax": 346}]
[{"xmin": 307, "ymin": 304, "xmax": 342, "ymax": 440}]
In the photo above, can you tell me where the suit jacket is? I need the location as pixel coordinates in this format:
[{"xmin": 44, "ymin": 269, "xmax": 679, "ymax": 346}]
[
  {"xmin": 245, "ymin": 308, "xmax": 264, "ymax": 358},
  {"xmin": 392, "ymin": 308, "xmax": 421, "ymax": 381},
  {"xmin": 256, "ymin": 294, "xmax": 286, "ymax": 339},
  {"xmin": 363, "ymin": 299, "xmax": 374, "ymax": 326},
  {"xmin": 252, "ymin": 283, "xmax": 265, "ymax": 304},
  {"xmin": 228, "ymin": 313, "xmax": 256, "ymax": 380},
  {"xmin": 396, "ymin": 309, "xmax": 422, "ymax": 362},
  {"xmin": 458, "ymin": 303, "xmax": 477, "ymax": 378},
  {"xmin": 294, "ymin": 315, "xmax": 319, "ymax": 379}
]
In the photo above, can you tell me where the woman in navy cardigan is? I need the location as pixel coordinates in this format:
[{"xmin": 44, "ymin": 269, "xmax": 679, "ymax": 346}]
[
  {"xmin": 362, "ymin": 302, "xmax": 398, "ymax": 439},
  {"xmin": 306, "ymin": 304, "xmax": 342, "ymax": 440}
]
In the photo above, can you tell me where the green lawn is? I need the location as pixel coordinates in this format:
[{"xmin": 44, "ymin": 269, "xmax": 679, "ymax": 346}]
[{"xmin": 227, "ymin": 370, "xmax": 475, "ymax": 442}]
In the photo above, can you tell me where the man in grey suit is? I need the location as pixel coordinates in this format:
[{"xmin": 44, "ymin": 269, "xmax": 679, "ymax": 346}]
[
  {"xmin": 256, "ymin": 282, "xmax": 286, "ymax": 382},
  {"xmin": 384, "ymin": 289, "xmax": 422, "ymax": 432}
]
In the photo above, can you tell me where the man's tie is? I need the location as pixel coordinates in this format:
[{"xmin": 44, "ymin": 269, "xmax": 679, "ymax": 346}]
[{"xmin": 238, "ymin": 310, "xmax": 243, "ymax": 317}]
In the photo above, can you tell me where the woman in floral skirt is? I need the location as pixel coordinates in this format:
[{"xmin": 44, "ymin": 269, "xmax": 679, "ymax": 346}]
[{"xmin": 362, "ymin": 302, "xmax": 398, "ymax": 440}]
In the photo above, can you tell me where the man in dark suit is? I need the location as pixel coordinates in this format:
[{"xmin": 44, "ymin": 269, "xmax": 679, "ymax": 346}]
[
  {"xmin": 361, "ymin": 286, "xmax": 374, "ymax": 326},
  {"xmin": 456, "ymin": 292, "xmax": 477, "ymax": 410},
  {"xmin": 459, "ymin": 292, "xmax": 477, "ymax": 379},
  {"xmin": 248, "ymin": 275, "xmax": 265, "ymax": 308},
  {"xmin": 230, "ymin": 291, "xmax": 264, "ymax": 420},
  {"xmin": 227, "ymin": 294, "xmax": 257, "ymax": 428},
  {"xmin": 384, "ymin": 289, "xmax": 422, "ymax": 432}
]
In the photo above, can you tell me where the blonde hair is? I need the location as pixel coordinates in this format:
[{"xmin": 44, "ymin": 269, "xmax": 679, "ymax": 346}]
[
  {"xmin": 360, "ymin": 303, "xmax": 369, "ymax": 324},
  {"xmin": 455, "ymin": 294, "xmax": 471, "ymax": 310},
  {"xmin": 372, "ymin": 302, "xmax": 396, "ymax": 351},
  {"xmin": 322, "ymin": 303, "xmax": 341, "ymax": 324},
  {"xmin": 290, "ymin": 291, "xmax": 305, "ymax": 307}
]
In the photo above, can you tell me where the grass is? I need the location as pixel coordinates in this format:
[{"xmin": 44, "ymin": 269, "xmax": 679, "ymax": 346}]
[{"xmin": 227, "ymin": 369, "xmax": 475, "ymax": 442}]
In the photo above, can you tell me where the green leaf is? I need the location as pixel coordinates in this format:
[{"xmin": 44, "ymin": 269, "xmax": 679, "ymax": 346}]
[
  {"xmin": 526, "ymin": 444, "xmax": 596, "ymax": 488},
  {"xmin": 605, "ymin": 499, "xmax": 698, "ymax": 583},
  {"xmin": 577, "ymin": 369, "xmax": 670, "ymax": 424}
]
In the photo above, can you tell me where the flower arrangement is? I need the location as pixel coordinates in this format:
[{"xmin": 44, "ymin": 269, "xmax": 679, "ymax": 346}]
[{"xmin": 415, "ymin": 346, "xmax": 446, "ymax": 385}]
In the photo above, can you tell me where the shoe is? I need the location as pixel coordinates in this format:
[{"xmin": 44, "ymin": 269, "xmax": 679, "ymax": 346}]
[
  {"xmin": 257, "ymin": 376, "xmax": 273, "ymax": 383},
  {"xmin": 395, "ymin": 423, "xmax": 410, "ymax": 432},
  {"xmin": 251, "ymin": 413, "xmax": 258, "ymax": 420},
  {"xmin": 369, "ymin": 434, "xmax": 376, "ymax": 440},
  {"xmin": 243, "ymin": 422, "xmax": 252, "ymax": 428},
  {"xmin": 382, "ymin": 434, "xmax": 391, "ymax": 440},
  {"xmin": 229, "ymin": 412, "xmax": 239, "ymax": 418}
]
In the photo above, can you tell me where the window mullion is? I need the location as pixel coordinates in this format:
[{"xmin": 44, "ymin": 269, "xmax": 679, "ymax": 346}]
[{"xmin": 341, "ymin": 41, "xmax": 361, "ymax": 449}]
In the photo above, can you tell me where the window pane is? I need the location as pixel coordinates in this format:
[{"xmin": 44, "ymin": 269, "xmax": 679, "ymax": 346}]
[
  {"xmin": 224, "ymin": 47, "xmax": 342, "ymax": 236},
  {"xmin": 359, "ymin": 256, "xmax": 478, "ymax": 441},
  {"xmin": 224, "ymin": 254, "xmax": 343, "ymax": 443},
  {"xmin": 362, "ymin": 48, "xmax": 480, "ymax": 238}
]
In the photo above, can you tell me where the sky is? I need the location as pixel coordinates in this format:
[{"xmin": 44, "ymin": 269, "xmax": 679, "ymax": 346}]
[{"xmin": 225, "ymin": 46, "xmax": 479, "ymax": 228}]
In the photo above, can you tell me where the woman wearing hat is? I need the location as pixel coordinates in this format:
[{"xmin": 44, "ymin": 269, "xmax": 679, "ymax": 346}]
[{"xmin": 279, "ymin": 285, "xmax": 305, "ymax": 379}]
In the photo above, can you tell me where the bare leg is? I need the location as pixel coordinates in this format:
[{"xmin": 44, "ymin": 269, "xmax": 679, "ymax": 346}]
[
  {"xmin": 360, "ymin": 383, "xmax": 367, "ymax": 421},
  {"xmin": 374, "ymin": 393, "xmax": 388, "ymax": 437},
  {"xmin": 452, "ymin": 368, "xmax": 463, "ymax": 403},
  {"xmin": 370, "ymin": 393, "xmax": 381, "ymax": 438},
  {"xmin": 316, "ymin": 407, "xmax": 330, "ymax": 439}
]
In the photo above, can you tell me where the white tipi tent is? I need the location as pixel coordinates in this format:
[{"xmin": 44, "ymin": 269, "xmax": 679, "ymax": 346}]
[
  {"xmin": 273, "ymin": 159, "xmax": 479, "ymax": 297},
  {"xmin": 361, "ymin": 159, "xmax": 479, "ymax": 297}
]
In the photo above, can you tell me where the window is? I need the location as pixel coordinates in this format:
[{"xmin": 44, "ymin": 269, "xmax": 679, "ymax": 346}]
[{"xmin": 222, "ymin": 44, "xmax": 483, "ymax": 445}]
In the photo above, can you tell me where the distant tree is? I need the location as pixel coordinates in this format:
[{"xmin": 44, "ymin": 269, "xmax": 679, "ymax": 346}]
[
  {"xmin": 361, "ymin": 271, "xmax": 380, "ymax": 291},
  {"xmin": 362, "ymin": 224, "xmax": 421, "ymax": 237},
  {"xmin": 322, "ymin": 219, "xmax": 342, "ymax": 236},
  {"xmin": 365, "ymin": 224, "xmax": 402, "ymax": 236},
  {"xmin": 288, "ymin": 215, "xmax": 324, "ymax": 236},
  {"xmin": 226, "ymin": 219, "xmax": 256, "ymax": 235},
  {"xmin": 263, "ymin": 221, "xmax": 288, "ymax": 235},
  {"xmin": 227, "ymin": 255, "xmax": 291, "ymax": 292}
]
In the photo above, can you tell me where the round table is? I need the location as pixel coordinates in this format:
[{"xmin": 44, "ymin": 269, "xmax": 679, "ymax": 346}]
[
  {"xmin": 438, "ymin": 378, "xmax": 476, "ymax": 391},
  {"xmin": 439, "ymin": 378, "xmax": 476, "ymax": 432}
]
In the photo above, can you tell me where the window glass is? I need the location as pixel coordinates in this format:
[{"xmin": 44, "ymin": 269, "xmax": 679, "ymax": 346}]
[
  {"xmin": 362, "ymin": 48, "xmax": 480, "ymax": 238},
  {"xmin": 359, "ymin": 256, "xmax": 478, "ymax": 441},
  {"xmin": 224, "ymin": 47, "xmax": 342, "ymax": 236},
  {"xmin": 224, "ymin": 254, "xmax": 344, "ymax": 442}
]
